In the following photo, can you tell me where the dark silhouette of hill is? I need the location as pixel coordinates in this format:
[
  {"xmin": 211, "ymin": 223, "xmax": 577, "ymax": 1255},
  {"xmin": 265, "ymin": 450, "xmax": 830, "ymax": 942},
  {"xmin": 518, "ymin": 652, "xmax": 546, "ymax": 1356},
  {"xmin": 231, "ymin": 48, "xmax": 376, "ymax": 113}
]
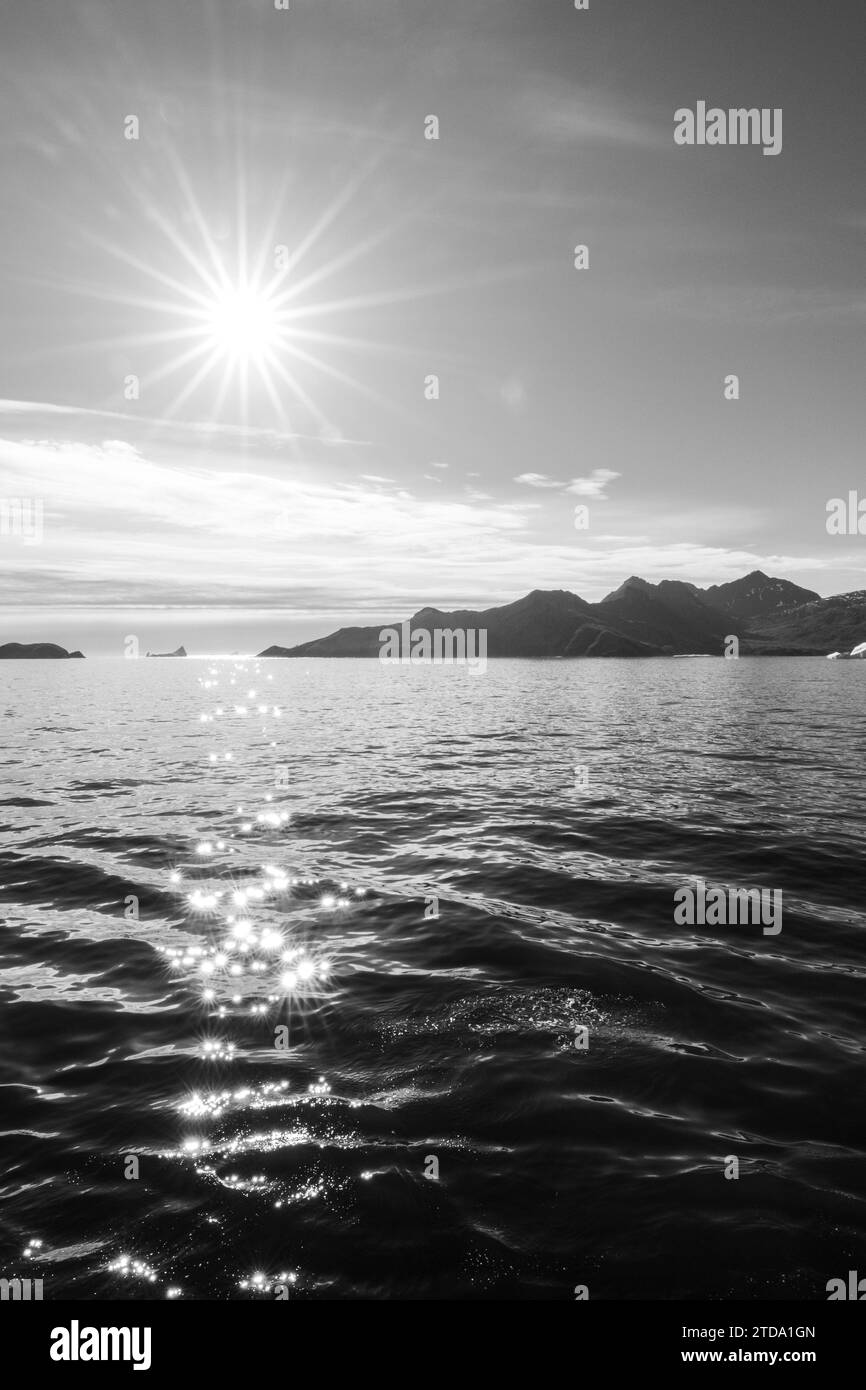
[
  {"xmin": 259, "ymin": 571, "xmax": 850, "ymax": 658},
  {"xmin": 0, "ymin": 643, "xmax": 84, "ymax": 659}
]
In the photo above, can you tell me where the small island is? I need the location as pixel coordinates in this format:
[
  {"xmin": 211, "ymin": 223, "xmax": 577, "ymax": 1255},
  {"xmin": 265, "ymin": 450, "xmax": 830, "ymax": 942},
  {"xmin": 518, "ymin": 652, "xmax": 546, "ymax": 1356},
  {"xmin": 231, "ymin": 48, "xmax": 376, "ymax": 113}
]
[
  {"xmin": 145, "ymin": 646, "xmax": 187, "ymax": 658},
  {"xmin": 0, "ymin": 643, "xmax": 85, "ymax": 659}
]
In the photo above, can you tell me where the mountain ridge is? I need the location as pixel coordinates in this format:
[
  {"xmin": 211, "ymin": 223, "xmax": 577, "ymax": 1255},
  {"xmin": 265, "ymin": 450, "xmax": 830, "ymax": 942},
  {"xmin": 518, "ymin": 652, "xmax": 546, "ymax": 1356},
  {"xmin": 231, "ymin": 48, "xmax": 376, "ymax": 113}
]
[{"xmin": 258, "ymin": 571, "xmax": 849, "ymax": 659}]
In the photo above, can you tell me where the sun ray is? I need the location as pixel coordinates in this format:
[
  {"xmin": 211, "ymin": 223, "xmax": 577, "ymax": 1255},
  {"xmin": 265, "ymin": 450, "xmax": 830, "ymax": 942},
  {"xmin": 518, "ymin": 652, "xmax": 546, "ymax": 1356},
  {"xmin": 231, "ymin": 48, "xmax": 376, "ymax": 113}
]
[
  {"xmin": 265, "ymin": 355, "xmax": 339, "ymax": 442},
  {"xmin": 138, "ymin": 337, "xmax": 221, "ymax": 394},
  {"xmin": 250, "ymin": 167, "xmax": 298, "ymax": 289},
  {"xmin": 26, "ymin": 114, "xmax": 536, "ymax": 437},
  {"xmin": 267, "ymin": 204, "xmax": 425, "ymax": 309},
  {"xmin": 278, "ymin": 147, "xmax": 384, "ymax": 281},
  {"xmin": 282, "ymin": 258, "xmax": 544, "ymax": 323},
  {"xmin": 163, "ymin": 145, "xmax": 239, "ymax": 293},
  {"xmin": 161, "ymin": 346, "xmax": 227, "ymax": 419},
  {"xmin": 78, "ymin": 229, "xmax": 219, "ymax": 312}
]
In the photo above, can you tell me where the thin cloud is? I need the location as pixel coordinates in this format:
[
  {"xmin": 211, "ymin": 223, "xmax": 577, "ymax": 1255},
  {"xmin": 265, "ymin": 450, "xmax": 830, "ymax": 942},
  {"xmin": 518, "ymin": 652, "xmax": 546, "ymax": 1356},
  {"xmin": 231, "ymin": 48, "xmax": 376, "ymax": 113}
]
[
  {"xmin": 520, "ymin": 81, "xmax": 662, "ymax": 151},
  {"xmin": 514, "ymin": 472, "xmax": 562, "ymax": 489},
  {"xmin": 516, "ymin": 469, "xmax": 621, "ymax": 501},
  {"xmin": 0, "ymin": 399, "xmax": 369, "ymax": 447},
  {"xmin": 566, "ymin": 470, "xmax": 621, "ymax": 499}
]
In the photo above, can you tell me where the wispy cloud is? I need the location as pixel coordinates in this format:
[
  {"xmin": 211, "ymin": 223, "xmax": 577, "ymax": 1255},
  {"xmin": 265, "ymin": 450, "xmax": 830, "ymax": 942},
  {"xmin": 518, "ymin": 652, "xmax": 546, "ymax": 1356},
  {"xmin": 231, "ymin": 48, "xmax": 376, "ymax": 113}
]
[
  {"xmin": 516, "ymin": 468, "xmax": 620, "ymax": 500},
  {"xmin": 0, "ymin": 399, "xmax": 370, "ymax": 448},
  {"xmin": 514, "ymin": 472, "xmax": 562, "ymax": 489},
  {"xmin": 1, "ymin": 434, "xmax": 848, "ymax": 616},
  {"xmin": 0, "ymin": 435, "xmax": 534, "ymax": 608},
  {"xmin": 520, "ymin": 80, "xmax": 662, "ymax": 151},
  {"xmin": 566, "ymin": 470, "xmax": 621, "ymax": 499}
]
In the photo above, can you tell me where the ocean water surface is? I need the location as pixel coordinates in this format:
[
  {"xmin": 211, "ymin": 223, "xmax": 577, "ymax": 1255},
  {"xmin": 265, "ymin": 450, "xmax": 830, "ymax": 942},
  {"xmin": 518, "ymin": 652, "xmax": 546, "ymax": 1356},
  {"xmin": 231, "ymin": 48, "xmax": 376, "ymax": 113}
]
[{"xmin": 0, "ymin": 656, "xmax": 864, "ymax": 1299}]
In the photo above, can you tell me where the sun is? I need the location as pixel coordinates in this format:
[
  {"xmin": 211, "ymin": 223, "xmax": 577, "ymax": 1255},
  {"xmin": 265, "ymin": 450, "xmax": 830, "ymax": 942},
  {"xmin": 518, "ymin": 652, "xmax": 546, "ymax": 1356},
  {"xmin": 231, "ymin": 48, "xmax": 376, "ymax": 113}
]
[
  {"xmin": 71, "ymin": 145, "xmax": 448, "ymax": 433},
  {"xmin": 201, "ymin": 283, "xmax": 284, "ymax": 365}
]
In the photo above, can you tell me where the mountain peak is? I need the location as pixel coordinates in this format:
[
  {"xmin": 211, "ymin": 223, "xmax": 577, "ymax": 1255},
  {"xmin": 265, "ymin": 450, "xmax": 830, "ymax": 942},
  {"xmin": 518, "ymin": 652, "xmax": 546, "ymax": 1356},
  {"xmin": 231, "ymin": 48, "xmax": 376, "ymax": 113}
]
[
  {"xmin": 601, "ymin": 576, "xmax": 653, "ymax": 603},
  {"xmin": 702, "ymin": 573, "xmax": 820, "ymax": 621}
]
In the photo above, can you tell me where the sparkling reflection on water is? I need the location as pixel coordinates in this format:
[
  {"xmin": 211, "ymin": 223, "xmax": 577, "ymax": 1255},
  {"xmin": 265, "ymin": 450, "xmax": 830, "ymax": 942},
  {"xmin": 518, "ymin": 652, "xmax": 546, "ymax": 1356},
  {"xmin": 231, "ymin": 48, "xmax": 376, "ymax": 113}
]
[{"xmin": 1, "ymin": 655, "xmax": 865, "ymax": 1298}]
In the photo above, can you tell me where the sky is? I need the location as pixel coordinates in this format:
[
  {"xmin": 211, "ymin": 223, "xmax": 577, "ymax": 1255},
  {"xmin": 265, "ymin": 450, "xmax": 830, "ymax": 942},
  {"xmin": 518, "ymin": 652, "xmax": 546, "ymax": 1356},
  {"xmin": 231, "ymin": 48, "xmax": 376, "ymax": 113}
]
[{"xmin": 0, "ymin": 0, "xmax": 864, "ymax": 655}]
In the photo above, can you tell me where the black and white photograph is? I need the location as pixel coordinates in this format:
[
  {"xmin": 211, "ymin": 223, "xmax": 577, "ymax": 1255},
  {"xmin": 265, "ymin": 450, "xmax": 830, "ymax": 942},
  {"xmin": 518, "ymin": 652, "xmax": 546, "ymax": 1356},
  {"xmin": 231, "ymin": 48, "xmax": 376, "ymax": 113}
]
[{"xmin": 0, "ymin": 0, "xmax": 864, "ymax": 1355}]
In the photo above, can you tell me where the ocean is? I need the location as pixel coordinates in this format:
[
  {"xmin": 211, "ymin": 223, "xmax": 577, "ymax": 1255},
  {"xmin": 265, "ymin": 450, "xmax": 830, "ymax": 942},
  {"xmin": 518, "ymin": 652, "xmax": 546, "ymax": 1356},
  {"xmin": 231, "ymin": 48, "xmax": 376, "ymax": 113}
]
[{"xmin": 1, "ymin": 656, "xmax": 864, "ymax": 1300}]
